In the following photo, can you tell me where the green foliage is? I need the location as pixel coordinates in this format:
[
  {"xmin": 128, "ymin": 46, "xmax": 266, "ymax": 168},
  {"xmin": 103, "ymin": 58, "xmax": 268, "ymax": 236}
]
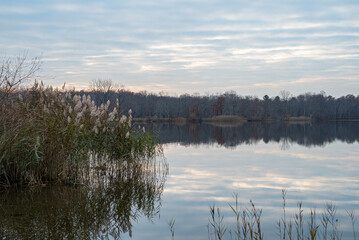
[{"xmin": 0, "ymin": 82, "xmax": 161, "ymax": 186}]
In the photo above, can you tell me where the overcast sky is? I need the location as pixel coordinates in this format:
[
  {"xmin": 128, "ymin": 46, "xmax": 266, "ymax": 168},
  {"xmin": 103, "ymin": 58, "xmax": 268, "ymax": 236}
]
[{"xmin": 1, "ymin": 0, "xmax": 358, "ymax": 97}]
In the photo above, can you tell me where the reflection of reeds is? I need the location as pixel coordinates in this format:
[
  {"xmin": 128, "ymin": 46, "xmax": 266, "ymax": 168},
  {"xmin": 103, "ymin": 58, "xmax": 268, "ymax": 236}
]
[
  {"xmin": 347, "ymin": 210, "xmax": 357, "ymax": 240},
  {"xmin": 168, "ymin": 217, "xmax": 176, "ymax": 240},
  {"xmin": 207, "ymin": 191, "xmax": 357, "ymax": 240},
  {"xmin": 0, "ymin": 154, "xmax": 168, "ymax": 239},
  {"xmin": 0, "ymin": 82, "xmax": 161, "ymax": 186}
]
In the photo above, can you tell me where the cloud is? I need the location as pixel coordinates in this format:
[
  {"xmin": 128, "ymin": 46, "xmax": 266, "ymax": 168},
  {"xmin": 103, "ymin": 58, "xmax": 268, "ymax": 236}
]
[
  {"xmin": 1, "ymin": 0, "xmax": 358, "ymax": 96},
  {"xmin": 51, "ymin": 3, "xmax": 81, "ymax": 12}
]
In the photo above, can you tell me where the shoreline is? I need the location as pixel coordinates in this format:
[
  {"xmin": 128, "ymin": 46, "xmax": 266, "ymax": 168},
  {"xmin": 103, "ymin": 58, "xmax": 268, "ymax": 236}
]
[{"xmin": 132, "ymin": 116, "xmax": 359, "ymax": 124}]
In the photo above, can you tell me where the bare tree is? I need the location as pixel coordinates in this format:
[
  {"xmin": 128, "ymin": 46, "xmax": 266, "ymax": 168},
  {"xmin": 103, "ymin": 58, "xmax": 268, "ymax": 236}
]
[
  {"xmin": 89, "ymin": 78, "xmax": 119, "ymax": 93},
  {"xmin": 89, "ymin": 78, "xmax": 124, "ymax": 106},
  {"xmin": 280, "ymin": 90, "xmax": 291, "ymax": 101},
  {"xmin": 0, "ymin": 52, "xmax": 41, "ymax": 101}
]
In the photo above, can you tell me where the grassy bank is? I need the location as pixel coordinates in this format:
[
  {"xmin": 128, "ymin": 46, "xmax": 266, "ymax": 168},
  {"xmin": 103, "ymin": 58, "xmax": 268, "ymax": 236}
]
[
  {"xmin": 282, "ymin": 116, "xmax": 312, "ymax": 122},
  {"xmin": 202, "ymin": 115, "xmax": 247, "ymax": 126},
  {"xmin": 0, "ymin": 83, "xmax": 161, "ymax": 187}
]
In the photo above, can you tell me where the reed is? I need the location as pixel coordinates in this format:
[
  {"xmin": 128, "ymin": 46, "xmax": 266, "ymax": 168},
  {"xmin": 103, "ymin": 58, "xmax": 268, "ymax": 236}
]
[
  {"xmin": 208, "ymin": 204, "xmax": 227, "ymax": 240},
  {"xmin": 206, "ymin": 192, "xmax": 357, "ymax": 240},
  {"xmin": 0, "ymin": 82, "xmax": 161, "ymax": 186}
]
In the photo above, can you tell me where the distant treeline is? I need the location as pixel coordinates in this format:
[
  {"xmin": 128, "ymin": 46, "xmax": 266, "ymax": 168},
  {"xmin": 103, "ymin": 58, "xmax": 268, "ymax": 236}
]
[{"xmin": 65, "ymin": 87, "xmax": 359, "ymax": 121}]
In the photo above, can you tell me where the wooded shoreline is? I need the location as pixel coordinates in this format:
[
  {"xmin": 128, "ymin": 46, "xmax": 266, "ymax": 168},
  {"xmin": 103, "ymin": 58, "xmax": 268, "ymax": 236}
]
[{"xmin": 132, "ymin": 116, "xmax": 359, "ymax": 124}]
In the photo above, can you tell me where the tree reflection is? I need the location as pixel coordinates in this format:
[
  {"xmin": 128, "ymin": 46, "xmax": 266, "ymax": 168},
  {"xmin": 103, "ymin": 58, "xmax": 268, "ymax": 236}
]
[
  {"xmin": 149, "ymin": 122, "xmax": 359, "ymax": 148},
  {"xmin": 0, "ymin": 155, "xmax": 168, "ymax": 240}
]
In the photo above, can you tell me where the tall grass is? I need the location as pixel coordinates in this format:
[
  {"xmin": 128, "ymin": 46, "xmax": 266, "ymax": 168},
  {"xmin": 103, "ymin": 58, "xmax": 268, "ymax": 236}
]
[{"xmin": 0, "ymin": 82, "xmax": 161, "ymax": 186}]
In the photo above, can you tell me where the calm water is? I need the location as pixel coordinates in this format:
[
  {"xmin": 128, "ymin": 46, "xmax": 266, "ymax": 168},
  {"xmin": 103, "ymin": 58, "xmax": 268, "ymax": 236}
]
[{"xmin": 1, "ymin": 122, "xmax": 359, "ymax": 239}]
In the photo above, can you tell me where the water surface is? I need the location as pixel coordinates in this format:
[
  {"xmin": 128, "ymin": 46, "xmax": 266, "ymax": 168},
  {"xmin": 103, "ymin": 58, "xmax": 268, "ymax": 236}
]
[{"xmin": 1, "ymin": 122, "xmax": 358, "ymax": 239}]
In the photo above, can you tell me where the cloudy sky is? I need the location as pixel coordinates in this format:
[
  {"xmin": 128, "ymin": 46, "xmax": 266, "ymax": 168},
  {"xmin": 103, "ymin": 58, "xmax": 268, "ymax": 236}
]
[{"xmin": 1, "ymin": 0, "xmax": 358, "ymax": 97}]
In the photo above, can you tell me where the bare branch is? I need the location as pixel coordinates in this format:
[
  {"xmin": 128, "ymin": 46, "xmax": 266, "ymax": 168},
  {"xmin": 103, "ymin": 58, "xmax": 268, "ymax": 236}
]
[{"xmin": 0, "ymin": 52, "xmax": 41, "ymax": 101}]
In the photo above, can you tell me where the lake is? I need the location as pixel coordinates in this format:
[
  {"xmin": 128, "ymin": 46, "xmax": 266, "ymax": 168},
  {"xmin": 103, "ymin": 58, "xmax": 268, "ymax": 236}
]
[{"xmin": 1, "ymin": 122, "xmax": 358, "ymax": 239}]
